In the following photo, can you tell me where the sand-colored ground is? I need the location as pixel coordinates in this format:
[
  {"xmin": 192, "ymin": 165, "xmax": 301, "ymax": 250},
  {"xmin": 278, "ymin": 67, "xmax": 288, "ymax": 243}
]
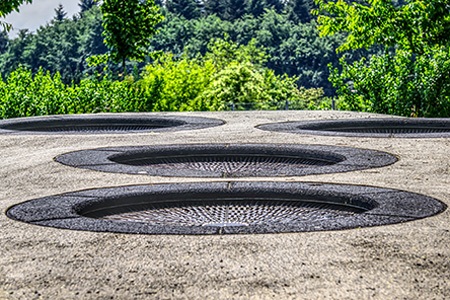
[{"xmin": 0, "ymin": 111, "xmax": 448, "ymax": 299}]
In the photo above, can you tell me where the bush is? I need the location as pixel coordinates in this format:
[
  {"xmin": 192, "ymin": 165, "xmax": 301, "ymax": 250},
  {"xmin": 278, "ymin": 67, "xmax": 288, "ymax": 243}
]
[
  {"xmin": 329, "ymin": 47, "xmax": 450, "ymax": 117},
  {"xmin": 0, "ymin": 39, "xmax": 327, "ymax": 119}
]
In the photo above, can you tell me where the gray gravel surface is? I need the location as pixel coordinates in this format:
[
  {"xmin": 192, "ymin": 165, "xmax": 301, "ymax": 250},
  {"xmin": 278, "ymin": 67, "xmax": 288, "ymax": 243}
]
[{"xmin": 0, "ymin": 111, "xmax": 448, "ymax": 299}]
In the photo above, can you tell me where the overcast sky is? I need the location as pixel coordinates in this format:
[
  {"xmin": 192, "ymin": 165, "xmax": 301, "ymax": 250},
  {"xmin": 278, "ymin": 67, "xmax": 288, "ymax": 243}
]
[{"xmin": 3, "ymin": 0, "xmax": 80, "ymax": 37}]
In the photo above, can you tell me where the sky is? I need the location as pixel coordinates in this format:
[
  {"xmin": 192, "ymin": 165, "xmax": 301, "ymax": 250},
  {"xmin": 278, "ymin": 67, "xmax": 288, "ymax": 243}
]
[{"xmin": 3, "ymin": 0, "xmax": 80, "ymax": 37}]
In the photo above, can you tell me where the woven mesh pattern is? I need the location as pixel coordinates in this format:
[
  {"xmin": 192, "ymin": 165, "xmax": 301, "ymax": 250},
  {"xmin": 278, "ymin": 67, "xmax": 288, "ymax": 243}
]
[
  {"xmin": 325, "ymin": 127, "xmax": 449, "ymax": 134},
  {"xmin": 112, "ymin": 155, "xmax": 337, "ymax": 174},
  {"xmin": 95, "ymin": 200, "xmax": 364, "ymax": 227},
  {"xmin": 23, "ymin": 125, "xmax": 165, "ymax": 133}
]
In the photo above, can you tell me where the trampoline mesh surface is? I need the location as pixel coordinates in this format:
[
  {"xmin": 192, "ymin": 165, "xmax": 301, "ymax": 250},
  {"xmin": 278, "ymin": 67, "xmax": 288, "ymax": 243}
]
[
  {"xmin": 6, "ymin": 182, "xmax": 446, "ymax": 235},
  {"xmin": 21, "ymin": 124, "xmax": 170, "ymax": 133},
  {"xmin": 111, "ymin": 154, "xmax": 337, "ymax": 174},
  {"xmin": 257, "ymin": 118, "xmax": 450, "ymax": 138},
  {"xmin": 89, "ymin": 200, "xmax": 364, "ymax": 227},
  {"xmin": 55, "ymin": 144, "xmax": 397, "ymax": 177},
  {"xmin": 0, "ymin": 114, "xmax": 224, "ymax": 134},
  {"xmin": 325, "ymin": 127, "xmax": 449, "ymax": 134}
]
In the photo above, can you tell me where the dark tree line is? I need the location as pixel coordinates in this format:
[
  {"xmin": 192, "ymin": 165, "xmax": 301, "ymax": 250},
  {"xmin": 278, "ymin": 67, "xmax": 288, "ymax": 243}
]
[
  {"xmin": 164, "ymin": 0, "xmax": 315, "ymax": 22},
  {"xmin": 0, "ymin": 0, "xmax": 343, "ymax": 94},
  {"xmin": 0, "ymin": 3, "xmax": 106, "ymax": 83}
]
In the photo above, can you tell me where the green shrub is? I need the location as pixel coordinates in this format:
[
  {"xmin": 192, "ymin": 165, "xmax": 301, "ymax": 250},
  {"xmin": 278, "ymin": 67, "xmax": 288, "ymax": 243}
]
[
  {"xmin": 0, "ymin": 39, "xmax": 326, "ymax": 119},
  {"xmin": 329, "ymin": 47, "xmax": 450, "ymax": 117}
]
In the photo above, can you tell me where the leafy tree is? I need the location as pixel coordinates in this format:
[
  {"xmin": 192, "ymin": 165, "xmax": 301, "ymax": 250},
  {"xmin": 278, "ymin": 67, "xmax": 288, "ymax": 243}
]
[
  {"xmin": 0, "ymin": 38, "xmax": 322, "ymax": 118},
  {"xmin": 315, "ymin": 0, "xmax": 450, "ymax": 117},
  {"xmin": 79, "ymin": 7, "xmax": 109, "ymax": 71},
  {"xmin": 0, "ymin": 0, "xmax": 31, "ymax": 14},
  {"xmin": 0, "ymin": 0, "xmax": 32, "ymax": 31},
  {"xmin": 314, "ymin": 0, "xmax": 450, "ymax": 54},
  {"xmin": 223, "ymin": 0, "xmax": 248, "ymax": 21},
  {"xmin": 329, "ymin": 48, "xmax": 450, "ymax": 117},
  {"xmin": 195, "ymin": 38, "xmax": 309, "ymax": 110},
  {"xmin": 149, "ymin": 10, "xmax": 343, "ymax": 94},
  {"xmin": 34, "ymin": 19, "xmax": 83, "ymax": 82},
  {"xmin": 179, "ymin": 14, "xmax": 233, "ymax": 54},
  {"xmin": 0, "ymin": 3, "xmax": 346, "ymax": 100},
  {"xmin": 100, "ymin": 0, "xmax": 164, "ymax": 73}
]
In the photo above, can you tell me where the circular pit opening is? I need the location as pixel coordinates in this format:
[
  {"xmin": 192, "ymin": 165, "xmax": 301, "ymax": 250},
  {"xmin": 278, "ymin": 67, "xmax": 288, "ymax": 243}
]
[{"xmin": 6, "ymin": 182, "xmax": 445, "ymax": 235}]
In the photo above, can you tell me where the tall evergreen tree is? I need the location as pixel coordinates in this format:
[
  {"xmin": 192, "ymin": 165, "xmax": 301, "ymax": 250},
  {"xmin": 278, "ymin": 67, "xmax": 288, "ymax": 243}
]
[
  {"xmin": 53, "ymin": 4, "xmax": 67, "ymax": 22},
  {"xmin": 79, "ymin": 0, "xmax": 97, "ymax": 13},
  {"xmin": 264, "ymin": 0, "xmax": 284, "ymax": 13},
  {"xmin": 0, "ymin": 29, "xmax": 32, "ymax": 72},
  {"xmin": 166, "ymin": 0, "xmax": 202, "ymax": 19},
  {"xmin": 0, "ymin": 30, "xmax": 9, "ymax": 54},
  {"xmin": 246, "ymin": 0, "xmax": 265, "ymax": 17},
  {"xmin": 222, "ymin": 0, "xmax": 248, "ymax": 20},
  {"xmin": 285, "ymin": 0, "xmax": 315, "ymax": 23},
  {"xmin": 204, "ymin": 0, "xmax": 249, "ymax": 21},
  {"xmin": 203, "ymin": 0, "xmax": 226, "ymax": 17}
]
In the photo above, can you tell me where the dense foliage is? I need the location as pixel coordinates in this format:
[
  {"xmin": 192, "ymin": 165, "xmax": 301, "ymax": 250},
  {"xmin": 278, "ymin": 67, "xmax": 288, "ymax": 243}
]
[
  {"xmin": 315, "ymin": 0, "xmax": 450, "ymax": 117},
  {"xmin": 0, "ymin": 6, "xmax": 106, "ymax": 84},
  {"xmin": 329, "ymin": 48, "xmax": 450, "ymax": 117},
  {"xmin": 100, "ymin": 0, "xmax": 164, "ymax": 72},
  {"xmin": 0, "ymin": 1, "xmax": 337, "ymax": 92},
  {"xmin": 150, "ymin": 9, "xmax": 343, "ymax": 94},
  {"xmin": 315, "ymin": 0, "xmax": 450, "ymax": 54},
  {"xmin": 0, "ymin": 39, "xmax": 325, "ymax": 119},
  {"xmin": 0, "ymin": 0, "xmax": 448, "ymax": 117}
]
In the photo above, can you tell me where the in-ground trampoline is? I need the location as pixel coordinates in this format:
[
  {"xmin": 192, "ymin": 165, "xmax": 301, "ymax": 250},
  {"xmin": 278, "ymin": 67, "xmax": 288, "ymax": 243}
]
[
  {"xmin": 54, "ymin": 143, "xmax": 397, "ymax": 177},
  {"xmin": 0, "ymin": 114, "xmax": 224, "ymax": 134},
  {"xmin": 257, "ymin": 118, "xmax": 450, "ymax": 138},
  {"xmin": 6, "ymin": 182, "xmax": 446, "ymax": 235}
]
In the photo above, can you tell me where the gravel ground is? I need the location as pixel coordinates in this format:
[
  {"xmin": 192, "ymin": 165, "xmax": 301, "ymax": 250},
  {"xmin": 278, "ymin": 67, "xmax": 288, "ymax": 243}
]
[{"xmin": 0, "ymin": 110, "xmax": 448, "ymax": 299}]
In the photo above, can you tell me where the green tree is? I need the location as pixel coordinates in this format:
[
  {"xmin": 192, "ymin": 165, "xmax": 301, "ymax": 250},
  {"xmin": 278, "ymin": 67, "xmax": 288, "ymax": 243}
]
[
  {"xmin": 149, "ymin": 10, "xmax": 343, "ymax": 93},
  {"xmin": 0, "ymin": 30, "xmax": 8, "ymax": 54},
  {"xmin": 196, "ymin": 38, "xmax": 308, "ymax": 110},
  {"xmin": 53, "ymin": 4, "xmax": 67, "ymax": 22},
  {"xmin": 0, "ymin": 0, "xmax": 32, "ymax": 31},
  {"xmin": 100, "ymin": 0, "xmax": 164, "ymax": 73},
  {"xmin": 264, "ymin": 0, "xmax": 284, "ymax": 13},
  {"xmin": 0, "ymin": 6, "xmax": 107, "ymax": 84},
  {"xmin": 0, "ymin": 29, "xmax": 32, "ymax": 72},
  {"xmin": 314, "ymin": 0, "xmax": 450, "ymax": 53},
  {"xmin": 246, "ymin": 0, "xmax": 265, "ymax": 17},
  {"xmin": 329, "ymin": 48, "xmax": 450, "ymax": 117},
  {"xmin": 203, "ymin": 0, "xmax": 249, "ymax": 21},
  {"xmin": 285, "ymin": 0, "xmax": 316, "ymax": 23},
  {"xmin": 79, "ymin": 0, "xmax": 97, "ymax": 13},
  {"xmin": 165, "ymin": 0, "xmax": 202, "ymax": 19},
  {"xmin": 204, "ymin": 0, "xmax": 226, "ymax": 17},
  {"xmin": 315, "ymin": 0, "xmax": 450, "ymax": 117}
]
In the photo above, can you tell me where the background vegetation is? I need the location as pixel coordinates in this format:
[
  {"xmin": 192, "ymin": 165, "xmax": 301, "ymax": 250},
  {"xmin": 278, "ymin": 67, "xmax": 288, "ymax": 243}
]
[{"xmin": 0, "ymin": 0, "xmax": 449, "ymax": 118}]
